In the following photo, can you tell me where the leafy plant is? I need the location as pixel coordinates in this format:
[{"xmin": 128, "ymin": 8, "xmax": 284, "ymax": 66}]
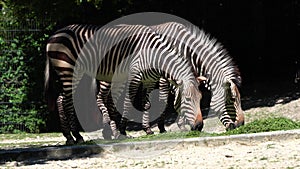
[
  {"xmin": 0, "ymin": 9, "xmax": 52, "ymax": 133},
  {"xmin": 0, "ymin": 37, "xmax": 45, "ymax": 133}
]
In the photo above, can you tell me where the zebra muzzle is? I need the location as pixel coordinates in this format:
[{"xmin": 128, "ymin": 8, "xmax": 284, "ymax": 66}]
[{"xmin": 191, "ymin": 113, "xmax": 203, "ymax": 131}]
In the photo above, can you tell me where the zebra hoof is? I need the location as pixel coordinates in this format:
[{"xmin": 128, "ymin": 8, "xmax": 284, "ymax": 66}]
[
  {"xmin": 102, "ymin": 132, "xmax": 112, "ymax": 140},
  {"xmin": 117, "ymin": 134, "xmax": 128, "ymax": 140},
  {"xmin": 159, "ymin": 129, "xmax": 167, "ymax": 133},
  {"xmin": 66, "ymin": 139, "xmax": 76, "ymax": 145},
  {"xmin": 102, "ymin": 125, "xmax": 113, "ymax": 140},
  {"xmin": 119, "ymin": 130, "xmax": 127, "ymax": 136},
  {"xmin": 75, "ymin": 137, "xmax": 84, "ymax": 144},
  {"xmin": 143, "ymin": 128, "xmax": 154, "ymax": 135}
]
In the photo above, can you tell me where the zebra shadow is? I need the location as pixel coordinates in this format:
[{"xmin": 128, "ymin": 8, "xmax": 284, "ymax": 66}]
[{"xmin": 0, "ymin": 144, "xmax": 103, "ymax": 166}]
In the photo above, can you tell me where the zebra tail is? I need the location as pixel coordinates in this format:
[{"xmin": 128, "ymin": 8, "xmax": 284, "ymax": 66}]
[{"xmin": 44, "ymin": 57, "xmax": 56, "ymax": 112}]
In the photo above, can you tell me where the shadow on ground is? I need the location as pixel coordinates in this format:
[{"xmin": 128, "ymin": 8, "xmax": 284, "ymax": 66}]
[
  {"xmin": 241, "ymin": 81, "xmax": 300, "ymax": 110},
  {"xmin": 0, "ymin": 144, "xmax": 103, "ymax": 166}
]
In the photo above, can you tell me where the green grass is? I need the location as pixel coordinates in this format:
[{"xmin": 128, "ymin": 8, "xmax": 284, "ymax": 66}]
[
  {"xmin": 1, "ymin": 117, "xmax": 300, "ymax": 148},
  {"xmin": 0, "ymin": 132, "xmax": 62, "ymax": 141},
  {"xmin": 83, "ymin": 131, "xmax": 215, "ymax": 145},
  {"xmin": 90, "ymin": 117, "xmax": 300, "ymax": 144},
  {"xmin": 221, "ymin": 117, "xmax": 300, "ymax": 136}
]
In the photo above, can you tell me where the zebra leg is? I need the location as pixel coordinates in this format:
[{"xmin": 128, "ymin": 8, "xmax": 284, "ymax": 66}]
[
  {"xmin": 66, "ymin": 95, "xmax": 84, "ymax": 144},
  {"xmin": 119, "ymin": 73, "xmax": 143, "ymax": 138},
  {"xmin": 142, "ymin": 110, "xmax": 154, "ymax": 135},
  {"xmin": 155, "ymin": 102, "xmax": 168, "ymax": 133},
  {"xmin": 157, "ymin": 78, "xmax": 172, "ymax": 133},
  {"xmin": 57, "ymin": 94, "xmax": 75, "ymax": 145},
  {"xmin": 157, "ymin": 110, "xmax": 167, "ymax": 133},
  {"xmin": 107, "ymin": 92, "xmax": 123, "ymax": 139},
  {"xmin": 119, "ymin": 93, "xmax": 130, "ymax": 137},
  {"xmin": 67, "ymin": 72, "xmax": 84, "ymax": 144},
  {"xmin": 97, "ymin": 81, "xmax": 113, "ymax": 140},
  {"xmin": 141, "ymin": 91, "xmax": 154, "ymax": 135}
]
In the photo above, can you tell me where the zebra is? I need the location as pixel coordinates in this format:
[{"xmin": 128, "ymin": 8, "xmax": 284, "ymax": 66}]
[
  {"xmin": 94, "ymin": 75, "xmax": 210, "ymax": 138},
  {"xmin": 45, "ymin": 24, "xmax": 204, "ymax": 144},
  {"xmin": 149, "ymin": 22, "xmax": 244, "ymax": 130},
  {"xmin": 95, "ymin": 21, "xmax": 244, "ymax": 136},
  {"xmin": 107, "ymin": 22, "xmax": 244, "ymax": 133}
]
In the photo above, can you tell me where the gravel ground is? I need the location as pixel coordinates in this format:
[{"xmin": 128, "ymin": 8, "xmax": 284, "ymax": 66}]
[
  {"xmin": 4, "ymin": 136, "xmax": 300, "ymax": 169},
  {"xmin": 1, "ymin": 90, "xmax": 300, "ymax": 168}
]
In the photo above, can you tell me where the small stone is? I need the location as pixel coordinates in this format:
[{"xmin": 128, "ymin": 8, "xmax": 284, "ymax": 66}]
[
  {"xmin": 225, "ymin": 155, "xmax": 233, "ymax": 158},
  {"xmin": 70, "ymin": 163, "xmax": 78, "ymax": 168}
]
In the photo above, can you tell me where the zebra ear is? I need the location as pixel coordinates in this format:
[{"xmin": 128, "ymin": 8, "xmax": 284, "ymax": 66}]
[
  {"xmin": 176, "ymin": 80, "xmax": 183, "ymax": 86},
  {"xmin": 168, "ymin": 78, "xmax": 182, "ymax": 87},
  {"xmin": 196, "ymin": 76, "xmax": 207, "ymax": 84}
]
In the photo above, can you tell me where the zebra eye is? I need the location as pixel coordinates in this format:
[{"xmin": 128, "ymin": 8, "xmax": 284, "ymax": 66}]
[{"xmin": 186, "ymin": 97, "xmax": 191, "ymax": 102}]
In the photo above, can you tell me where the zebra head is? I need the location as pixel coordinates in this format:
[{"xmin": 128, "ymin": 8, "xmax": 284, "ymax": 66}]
[
  {"xmin": 223, "ymin": 79, "xmax": 244, "ymax": 130},
  {"xmin": 178, "ymin": 76, "xmax": 208, "ymax": 131}
]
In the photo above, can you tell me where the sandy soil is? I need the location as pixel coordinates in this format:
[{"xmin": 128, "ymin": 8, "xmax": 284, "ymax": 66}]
[{"xmin": 2, "ymin": 96, "xmax": 300, "ymax": 168}]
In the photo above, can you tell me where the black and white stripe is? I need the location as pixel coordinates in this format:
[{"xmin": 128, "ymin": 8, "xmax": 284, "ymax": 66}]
[
  {"xmin": 150, "ymin": 22, "xmax": 244, "ymax": 130},
  {"xmin": 45, "ymin": 24, "xmax": 203, "ymax": 144}
]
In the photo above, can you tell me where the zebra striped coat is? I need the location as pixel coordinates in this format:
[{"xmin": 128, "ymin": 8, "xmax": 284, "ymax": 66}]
[
  {"xmin": 79, "ymin": 22, "xmax": 244, "ymax": 138},
  {"xmin": 45, "ymin": 24, "xmax": 203, "ymax": 144},
  {"xmin": 99, "ymin": 22, "xmax": 245, "ymax": 134},
  {"xmin": 150, "ymin": 22, "xmax": 244, "ymax": 130}
]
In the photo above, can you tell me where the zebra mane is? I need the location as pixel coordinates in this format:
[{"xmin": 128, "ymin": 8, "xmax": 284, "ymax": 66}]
[
  {"xmin": 187, "ymin": 25, "xmax": 240, "ymax": 80},
  {"xmin": 182, "ymin": 23, "xmax": 241, "ymax": 114}
]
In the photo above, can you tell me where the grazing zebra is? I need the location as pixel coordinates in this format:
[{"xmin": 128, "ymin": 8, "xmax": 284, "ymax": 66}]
[
  {"xmin": 95, "ymin": 22, "xmax": 244, "ymax": 135},
  {"xmin": 96, "ymin": 80, "xmax": 122, "ymax": 139},
  {"xmin": 45, "ymin": 24, "xmax": 204, "ymax": 144},
  {"xmin": 95, "ymin": 76, "xmax": 210, "ymax": 138},
  {"xmin": 150, "ymin": 22, "xmax": 244, "ymax": 130},
  {"xmin": 97, "ymin": 80, "xmax": 159, "ymax": 137}
]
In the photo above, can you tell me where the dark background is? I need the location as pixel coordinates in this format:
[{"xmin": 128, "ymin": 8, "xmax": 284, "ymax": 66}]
[
  {"xmin": 52, "ymin": 0, "xmax": 300, "ymax": 122},
  {"xmin": 2, "ymin": 0, "xmax": 299, "ymax": 132},
  {"xmin": 7, "ymin": 0, "xmax": 300, "ymax": 94},
  {"xmin": 56, "ymin": 0, "xmax": 300, "ymax": 85}
]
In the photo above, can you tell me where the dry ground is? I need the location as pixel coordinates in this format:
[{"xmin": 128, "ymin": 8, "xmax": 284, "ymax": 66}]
[{"xmin": 1, "ymin": 83, "xmax": 300, "ymax": 168}]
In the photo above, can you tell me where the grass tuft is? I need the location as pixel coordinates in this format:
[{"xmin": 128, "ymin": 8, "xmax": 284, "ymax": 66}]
[
  {"xmin": 222, "ymin": 117, "xmax": 300, "ymax": 135},
  {"xmin": 1, "ymin": 117, "xmax": 300, "ymax": 148}
]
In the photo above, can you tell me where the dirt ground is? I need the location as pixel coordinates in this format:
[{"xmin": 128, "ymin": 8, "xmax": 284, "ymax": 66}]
[{"xmin": 2, "ymin": 82, "xmax": 300, "ymax": 168}]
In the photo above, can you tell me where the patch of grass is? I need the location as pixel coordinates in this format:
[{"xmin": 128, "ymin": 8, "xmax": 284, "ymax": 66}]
[
  {"xmin": 0, "ymin": 141, "xmax": 63, "ymax": 149},
  {"xmin": 126, "ymin": 130, "xmax": 213, "ymax": 142},
  {"xmin": 221, "ymin": 117, "xmax": 300, "ymax": 135},
  {"xmin": 88, "ymin": 131, "xmax": 214, "ymax": 145},
  {"xmin": 88, "ymin": 117, "xmax": 300, "ymax": 145},
  {"xmin": 0, "ymin": 132, "xmax": 62, "ymax": 141},
  {"xmin": 1, "ymin": 117, "xmax": 300, "ymax": 148}
]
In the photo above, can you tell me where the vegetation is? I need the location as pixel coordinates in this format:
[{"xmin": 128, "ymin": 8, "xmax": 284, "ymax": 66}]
[
  {"xmin": 222, "ymin": 117, "xmax": 300, "ymax": 135},
  {"xmin": 88, "ymin": 117, "xmax": 300, "ymax": 144},
  {"xmin": 0, "ymin": 5, "xmax": 51, "ymax": 133},
  {"xmin": 0, "ymin": 0, "xmax": 299, "ymax": 133},
  {"xmin": 0, "ymin": 116, "xmax": 299, "ymax": 148}
]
